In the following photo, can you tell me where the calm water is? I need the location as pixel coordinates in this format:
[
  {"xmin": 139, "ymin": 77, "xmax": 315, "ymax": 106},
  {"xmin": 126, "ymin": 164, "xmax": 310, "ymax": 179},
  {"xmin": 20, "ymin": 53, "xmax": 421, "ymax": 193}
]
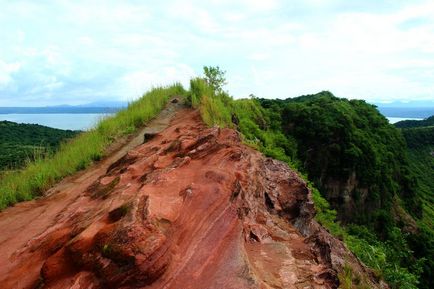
[
  {"xmin": 0, "ymin": 114, "xmax": 425, "ymax": 130},
  {"xmin": 387, "ymin": 117, "xmax": 423, "ymax": 124},
  {"xmin": 0, "ymin": 113, "xmax": 113, "ymax": 130}
]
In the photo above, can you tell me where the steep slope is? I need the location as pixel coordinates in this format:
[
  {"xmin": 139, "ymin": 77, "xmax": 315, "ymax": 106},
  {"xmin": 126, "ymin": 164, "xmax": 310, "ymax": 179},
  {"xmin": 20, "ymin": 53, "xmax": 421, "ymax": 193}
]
[{"xmin": 0, "ymin": 102, "xmax": 385, "ymax": 289}]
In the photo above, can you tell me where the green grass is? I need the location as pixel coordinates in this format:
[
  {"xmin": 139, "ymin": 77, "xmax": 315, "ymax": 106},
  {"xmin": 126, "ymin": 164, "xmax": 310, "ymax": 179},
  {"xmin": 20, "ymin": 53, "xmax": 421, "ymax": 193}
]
[{"xmin": 0, "ymin": 83, "xmax": 185, "ymax": 209}]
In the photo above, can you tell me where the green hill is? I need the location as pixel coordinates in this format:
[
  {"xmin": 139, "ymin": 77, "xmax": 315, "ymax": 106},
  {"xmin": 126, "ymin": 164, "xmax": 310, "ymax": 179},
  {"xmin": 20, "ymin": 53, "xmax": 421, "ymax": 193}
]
[
  {"xmin": 260, "ymin": 92, "xmax": 420, "ymax": 223},
  {"xmin": 0, "ymin": 121, "xmax": 78, "ymax": 171}
]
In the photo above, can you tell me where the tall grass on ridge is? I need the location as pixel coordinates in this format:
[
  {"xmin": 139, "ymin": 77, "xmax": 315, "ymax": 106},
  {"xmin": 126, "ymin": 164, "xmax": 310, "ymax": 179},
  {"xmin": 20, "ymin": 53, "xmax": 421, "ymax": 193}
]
[{"xmin": 0, "ymin": 83, "xmax": 185, "ymax": 210}]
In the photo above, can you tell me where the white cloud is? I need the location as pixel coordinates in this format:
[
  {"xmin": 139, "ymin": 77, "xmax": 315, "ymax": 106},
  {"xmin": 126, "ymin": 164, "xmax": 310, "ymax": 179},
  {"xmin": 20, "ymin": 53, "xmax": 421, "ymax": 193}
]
[
  {"xmin": 119, "ymin": 64, "xmax": 195, "ymax": 101},
  {"xmin": 0, "ymin": 60, "xmax": 21, "ymax": 87},
  {"xmin": 1, "ymin": 0, "xmax": 434, "ymax": 105}
]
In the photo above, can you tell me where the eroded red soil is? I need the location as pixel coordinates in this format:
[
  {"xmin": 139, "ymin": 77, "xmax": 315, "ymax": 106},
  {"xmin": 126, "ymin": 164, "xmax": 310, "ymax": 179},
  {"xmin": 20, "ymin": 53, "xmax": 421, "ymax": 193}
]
[{"xmin": 0, "ymin": 103, "xmax": 386, "ymax": 289}]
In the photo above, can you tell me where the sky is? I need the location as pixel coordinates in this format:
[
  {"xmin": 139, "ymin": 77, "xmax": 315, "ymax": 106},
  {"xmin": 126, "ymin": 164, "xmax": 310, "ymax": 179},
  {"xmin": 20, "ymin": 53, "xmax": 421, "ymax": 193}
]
[{"xmin": 1, "ymin": 0, "xmax": 434, "ymax": 106}]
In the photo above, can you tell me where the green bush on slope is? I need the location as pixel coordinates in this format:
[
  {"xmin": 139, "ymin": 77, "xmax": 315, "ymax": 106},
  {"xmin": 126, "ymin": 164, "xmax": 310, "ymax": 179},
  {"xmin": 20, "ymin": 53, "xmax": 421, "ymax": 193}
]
[{"xmin": 0, "ymin": 83, "xmax": 185, "ymax": 209}]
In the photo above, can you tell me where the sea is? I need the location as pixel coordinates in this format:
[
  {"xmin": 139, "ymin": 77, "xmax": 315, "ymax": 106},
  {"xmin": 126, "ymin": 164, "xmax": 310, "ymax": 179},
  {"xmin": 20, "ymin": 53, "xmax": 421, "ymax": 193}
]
[
  {"xmin": 0, "ymin": 113, "xmax": 113, "ymax": 131},
  {"xmin": 0, "ymin": 114, "xmax": 424, "ymax": 131}
]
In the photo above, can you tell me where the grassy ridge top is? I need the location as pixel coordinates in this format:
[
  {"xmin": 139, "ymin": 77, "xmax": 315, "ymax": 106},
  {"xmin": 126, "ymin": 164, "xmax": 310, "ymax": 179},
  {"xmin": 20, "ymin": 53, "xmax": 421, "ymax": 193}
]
[{"xmin": 0, "ymin": 84, "xmax": 185, "ymax": 209}]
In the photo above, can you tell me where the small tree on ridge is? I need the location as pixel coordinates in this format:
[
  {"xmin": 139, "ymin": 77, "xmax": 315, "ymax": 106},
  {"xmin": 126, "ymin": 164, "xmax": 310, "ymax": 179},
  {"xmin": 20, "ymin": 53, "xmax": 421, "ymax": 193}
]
[{"xmin": 203, "ymin": 66, "xmax": 227, "ymax": 93}]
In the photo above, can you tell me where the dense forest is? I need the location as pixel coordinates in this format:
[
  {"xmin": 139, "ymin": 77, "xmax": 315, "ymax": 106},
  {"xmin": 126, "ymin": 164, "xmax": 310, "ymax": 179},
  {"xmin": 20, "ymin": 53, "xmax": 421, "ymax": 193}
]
[
  {"xmin": 257, "ymin": 94, "xmax": 433, "ymax": 289},
  {"xmin": 397, "ymin": 119, "xmax": 434, "ymax": 289},
  {"xmin": 186, "ymin": 68, "xmax": 433, "ymax": 288},
  {"xmin": 0, "ymin": 121, "xmax": 78, "ymax": 171}
]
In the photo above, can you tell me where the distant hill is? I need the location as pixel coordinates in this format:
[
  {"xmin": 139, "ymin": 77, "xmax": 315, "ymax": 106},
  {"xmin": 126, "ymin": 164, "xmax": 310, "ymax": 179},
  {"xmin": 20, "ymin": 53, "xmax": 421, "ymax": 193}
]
[
  {"xmin": 76, "ymin": 101, "xmax": 128, "ymax": 107},
  {"xmin": 376, "ymin": 106, "xmax": 434, "ymax": 118},
  {"xmin": 0, "ymin": 101, "xmax": 127, "ymax": 114},
  {"xmin": 374, "ymin": 100, "xmax": 434, "ymax": 108},
  {"xmin": 395, "ymin": 115, "xmax": 434, "ymax": 128},
  {"xmin": 0, "ymin": 121, "xmax": 78, "ymax": 170},
  {"xmin": 0, "ymin": 106, "xmax": 123, "ymax": 114}
]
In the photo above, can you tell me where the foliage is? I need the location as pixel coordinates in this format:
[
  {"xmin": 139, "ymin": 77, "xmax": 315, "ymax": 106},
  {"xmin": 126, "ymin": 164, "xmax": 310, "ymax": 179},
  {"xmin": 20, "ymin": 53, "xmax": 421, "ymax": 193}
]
[
  {"xmin": 258, "ymin": 93, "xmax": 431, "ymax": 288},
  {"xmin": 260, "ymin": 92, "xmax": 421, "ymax": 220},
  {"xmin": 399, "ymin": 123, "xmax": 434, "ymax": 288},
  {"xmin": 0, "ymin": 83, "xmax": 185, "ymax": 209},
  {"xmin": 203, "ymin": 65, "xmax": 227, "ymax": 93},
  {"xmin": 401, "ymin": 126, "xmax": 434, "ymax": 149},
  {"xmin": 0, "ymin": 121, "xmax": 78, "ymax": 170},
  {"xmin": 313, "ymin": 186, "xmax": 421, "ymax": 288}
]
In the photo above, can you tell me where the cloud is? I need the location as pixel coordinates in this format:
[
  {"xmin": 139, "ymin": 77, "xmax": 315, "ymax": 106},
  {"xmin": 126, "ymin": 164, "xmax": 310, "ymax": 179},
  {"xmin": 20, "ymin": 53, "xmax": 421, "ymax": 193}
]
[
  {"xmin": 0, "ymin": 60, "xmax": 21, "ymax": 87},
  {"xmin": 0, "ymin": 0, "xmax": 434, "ymax": 105},
  {"xmin": 119, "ymin": 64, "xmax": 195, "ymax": 101}
]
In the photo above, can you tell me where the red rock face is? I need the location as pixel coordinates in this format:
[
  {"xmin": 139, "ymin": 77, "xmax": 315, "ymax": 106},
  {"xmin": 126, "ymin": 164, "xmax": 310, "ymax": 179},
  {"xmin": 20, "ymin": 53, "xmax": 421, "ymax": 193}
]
[{"xmin": 0, "ymin": 106, "xmax": 387, "ymax": 289}]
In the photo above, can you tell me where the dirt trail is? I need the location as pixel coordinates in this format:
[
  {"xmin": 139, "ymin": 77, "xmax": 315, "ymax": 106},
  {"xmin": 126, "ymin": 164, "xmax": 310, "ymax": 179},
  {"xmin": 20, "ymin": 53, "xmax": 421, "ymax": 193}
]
[
  {"xmin": 0, "ymin": 100, "xmax": 386, "ymax": 289},
  {"xmin": 0, "ymin": 100, "xmax": 182, "ymax": 288}
]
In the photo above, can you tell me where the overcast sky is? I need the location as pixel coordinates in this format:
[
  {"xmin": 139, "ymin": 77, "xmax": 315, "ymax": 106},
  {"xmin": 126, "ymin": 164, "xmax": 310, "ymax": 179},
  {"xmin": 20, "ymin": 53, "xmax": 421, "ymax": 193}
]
[{"xmin": 1, "ymin": 0, "xmax": 434, "ymax": 106}]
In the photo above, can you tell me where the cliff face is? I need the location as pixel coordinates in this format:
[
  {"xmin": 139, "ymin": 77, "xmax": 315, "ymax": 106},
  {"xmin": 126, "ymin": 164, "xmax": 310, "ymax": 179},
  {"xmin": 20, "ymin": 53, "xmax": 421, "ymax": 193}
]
[{"xmin": 0, "ymin": 104, "xmax": 386, "ymax": 289}]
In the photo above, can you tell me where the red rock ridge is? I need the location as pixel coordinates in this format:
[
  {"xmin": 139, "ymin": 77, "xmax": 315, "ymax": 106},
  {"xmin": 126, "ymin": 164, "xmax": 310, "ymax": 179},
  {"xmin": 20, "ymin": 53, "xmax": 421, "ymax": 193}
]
[{"xmin": 0, "ymin": 105, "xmax": 387, "ymax": 289}]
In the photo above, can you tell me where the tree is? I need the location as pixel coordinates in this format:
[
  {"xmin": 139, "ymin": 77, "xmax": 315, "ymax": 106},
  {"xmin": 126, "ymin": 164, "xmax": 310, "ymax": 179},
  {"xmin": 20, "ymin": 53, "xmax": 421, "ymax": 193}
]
[{"xmin": 203, "ymin": 66, "xmax": 227, "ymax": 93}]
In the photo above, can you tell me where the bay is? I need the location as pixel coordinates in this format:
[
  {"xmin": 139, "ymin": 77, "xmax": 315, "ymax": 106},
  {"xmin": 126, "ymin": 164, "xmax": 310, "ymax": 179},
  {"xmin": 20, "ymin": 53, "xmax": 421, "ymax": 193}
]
[{"xmin": 0, "ymin": 113, "xmax": 113, "ymax": 131}]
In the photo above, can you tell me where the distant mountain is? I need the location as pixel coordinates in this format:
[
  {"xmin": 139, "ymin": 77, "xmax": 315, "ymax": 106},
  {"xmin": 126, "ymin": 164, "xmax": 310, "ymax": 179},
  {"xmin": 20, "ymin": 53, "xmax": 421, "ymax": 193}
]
[
  {"xmin": 0, "ymin": 106, "xmax": 124, "ymax": 114},
  {"xmin": 373, "ymin": 100, "xmax": 434, "ymax": 118},
  {"xmin": 0, "ymin": 101, "xmax": 128, "ymax": 114},
  {"xmin": 374, "ymin": 100, "xmax": 434, "ymax": 108},
  {"xmin": 76, "ymin": 101, "xmax": 128, "ymax": 108},
  {"xmin": 377, "ymin": 107, "xmax": 434, "ymax": 118}
]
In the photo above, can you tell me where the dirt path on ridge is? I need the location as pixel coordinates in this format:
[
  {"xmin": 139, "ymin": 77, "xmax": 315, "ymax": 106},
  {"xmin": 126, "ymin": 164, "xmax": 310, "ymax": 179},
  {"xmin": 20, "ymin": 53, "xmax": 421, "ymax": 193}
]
[{"xmin": 0, "ymin": 99, "xmax": 184, "ymax": 288}]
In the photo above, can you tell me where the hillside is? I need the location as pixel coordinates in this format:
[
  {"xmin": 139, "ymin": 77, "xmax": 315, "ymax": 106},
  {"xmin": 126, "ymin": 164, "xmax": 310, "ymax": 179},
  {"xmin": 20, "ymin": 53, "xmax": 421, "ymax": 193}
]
[
  {"xmin": 0, "ymin": 70, "xmax": 432, "ymax": 288},
  {"xmin": 0, "ymin": 99, "xmax": 387, "ymax": 289},
  {"xmin": 398, "ymin": 121, "xmax": 434, "ymax": 286},
  {"xmin": 0, "ymin": 121, "xmax": 78, "ymax": 170},
  {"xmin": 256, "ymin": 93, "xmax": 432, "ymax": 289}
]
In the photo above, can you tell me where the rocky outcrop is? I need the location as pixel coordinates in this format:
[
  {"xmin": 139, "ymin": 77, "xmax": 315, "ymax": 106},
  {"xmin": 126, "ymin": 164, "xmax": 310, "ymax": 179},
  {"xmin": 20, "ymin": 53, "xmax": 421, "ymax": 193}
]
[{"xmin": 0, "ymin": 106, "xmax": 387, "ymax": 289}]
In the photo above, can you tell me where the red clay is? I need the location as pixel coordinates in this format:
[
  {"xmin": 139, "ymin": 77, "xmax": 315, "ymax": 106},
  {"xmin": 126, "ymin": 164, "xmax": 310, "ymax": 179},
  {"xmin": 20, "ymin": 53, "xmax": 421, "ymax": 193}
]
[{"xmin": 0, "ymin": 104, "xmax": 387, "ymax": 289}]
